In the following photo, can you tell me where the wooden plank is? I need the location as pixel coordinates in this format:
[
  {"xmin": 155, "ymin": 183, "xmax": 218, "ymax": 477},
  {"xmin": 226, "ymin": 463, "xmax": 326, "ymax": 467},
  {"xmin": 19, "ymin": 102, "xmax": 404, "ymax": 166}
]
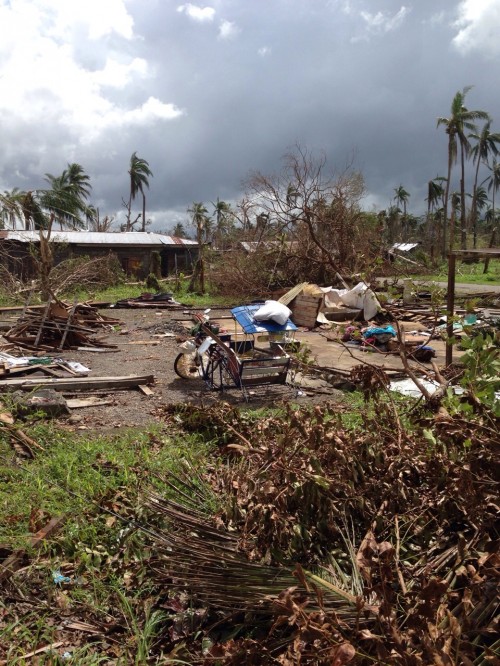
[
  {"xmin": 0, "ymin": 374, "xmax": 154, "ymax": 392},
  {"xmin": 66, "ymin": 397, "xmax": 113, "ymax": 408},
  {"xmin": 116, "ymin": 341, "xmax": 160, "ymax": 346},
  {"xmin": 77, "ymin": 346, "xmax": 120, "ymax": 353},
  {"xmin": 0, "ymin": 516, "xmax": 65, "ymax": 583}
]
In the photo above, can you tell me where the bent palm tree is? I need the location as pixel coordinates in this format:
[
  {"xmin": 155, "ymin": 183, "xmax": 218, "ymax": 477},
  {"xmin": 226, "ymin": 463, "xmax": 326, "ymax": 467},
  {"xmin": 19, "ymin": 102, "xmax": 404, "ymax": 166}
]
[
  {"xmin": 44, "ymin": 163, "xmax": 92, "ymax": 229},
  {"xmin": 469, "ymin": 121, "xmax": 500, "ymax": 247},
  {"xmin": 437, "ymin": 87, "xmax": 489, "ymax": 253},
  {"xmin": 128, "ymin": 152, "xmax": 153, "ymax": 232}
]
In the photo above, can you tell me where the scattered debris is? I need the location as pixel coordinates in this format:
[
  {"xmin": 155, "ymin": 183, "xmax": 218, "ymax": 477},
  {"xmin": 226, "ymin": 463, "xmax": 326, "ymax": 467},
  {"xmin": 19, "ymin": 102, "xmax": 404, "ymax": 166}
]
[
  {"xmin": 0, "ymin": 374, "xmax": 154, "ymax": 392},
  {"xmin": 10, "ymin": 388, "xmax": 71, "ymax": 417},
  {"xmin": 112, "ymin": 292, "xmax": 183, "ymax": 308},
  {"xmin": 4, "ymin": 299, "xmax": 121, "ymax": 351}
]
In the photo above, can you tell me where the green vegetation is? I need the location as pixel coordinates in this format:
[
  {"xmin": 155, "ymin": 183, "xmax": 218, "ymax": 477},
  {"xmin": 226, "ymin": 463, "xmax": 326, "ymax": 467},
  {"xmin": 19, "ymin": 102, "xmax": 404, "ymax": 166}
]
[
  {"xmin": 0, "ymin": 423, "xmax": 214, "ymax": 550},
  {"xmin": 413, "ymin": 257, "xmax": 500, "ymax": 284},
  {"xmin": 0, "ymin": 372, "xmax": 498, "ymax": 663},
  {"xmin": 0, "ymin": 421, "xmax": 217, "ymax": 663}
]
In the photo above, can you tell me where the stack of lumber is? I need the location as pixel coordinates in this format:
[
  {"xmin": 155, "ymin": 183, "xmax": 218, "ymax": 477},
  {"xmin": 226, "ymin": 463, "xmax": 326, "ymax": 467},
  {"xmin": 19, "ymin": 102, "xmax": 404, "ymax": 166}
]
[
  {"xmin": 384, "ymin": 303, "xmax": 444, "ymax": 327},
  {"xmin": 3, "ymin": 300, "xmax": 122, "ymax": 352}
]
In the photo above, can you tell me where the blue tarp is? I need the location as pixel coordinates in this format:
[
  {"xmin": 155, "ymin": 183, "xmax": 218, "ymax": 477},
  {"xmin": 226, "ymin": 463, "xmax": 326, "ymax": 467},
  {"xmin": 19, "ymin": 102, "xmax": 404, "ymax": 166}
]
[{"xmin": 231, "ymin": 304, "xmax": 297, "ymax": 335}]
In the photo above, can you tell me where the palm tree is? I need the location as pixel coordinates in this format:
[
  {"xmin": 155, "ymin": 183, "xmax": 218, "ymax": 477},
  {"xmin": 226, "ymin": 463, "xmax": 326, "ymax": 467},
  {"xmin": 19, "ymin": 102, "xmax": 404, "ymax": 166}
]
[
  {"xmin": 128, "ymin": 152, "xmax": 153, "ymax": 232},
  {"xmin": 44, "ymin": 163, "xmax": 92, "ymax": 229},
  {"xmin": 469, "ymin": 120, "xmax": 500, "ymax": 247},
  {"xmin": 474, "ymin": 185, "xmax": 489, "ymax": 215},
  {"xmin": 0, "ymin": 188, "xmax": 26, "ymax": 229},
  {"xmin": 425, "ymin": 177, "xmax": 446, "ymax": 255},
  {"xmin": 385, "ymin": 205, "xmax": 400, "ymax": 245},
  {"xmin": 189, "ymin": 202, "xmax": 209, "ymax": 240},
  {"xmin": 437, "ymin": 87, "xmax": 489, "ymax": 253},
  {"xmin": 20, "ymin": 191, "xmax": 47, "ymax": 230},
  {"xmin": 188, "ymin": 202, "xmax": 210, "ymax": 293},
  {"xmin": 172, "ymin": 222, "xmax": 186, "ymax": 238},
  {"xmin": 211, "ymin": 198, "xmax": 233, "ymax": 248},
  {"xmin": 484, "ymin": 160, "xmax": 500, "ymax": 222},
  {"xmin": 482, "ymin": 161, "xmax": 500, "ymax": 272},
  {"xmin": 393, "ymin": 185, "xmax": 410, "ymax": 240}
]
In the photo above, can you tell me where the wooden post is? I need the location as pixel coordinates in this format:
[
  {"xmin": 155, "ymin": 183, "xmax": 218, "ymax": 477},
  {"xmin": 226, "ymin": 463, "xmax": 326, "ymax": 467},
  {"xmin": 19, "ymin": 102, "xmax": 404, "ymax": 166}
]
[
  {"xmin": 58, "ymin": 298, "xmax": 77, "ymax": 350},
  {"xmin": 445, "ymin": 252, "xmax": 456, "ymax": 367}
]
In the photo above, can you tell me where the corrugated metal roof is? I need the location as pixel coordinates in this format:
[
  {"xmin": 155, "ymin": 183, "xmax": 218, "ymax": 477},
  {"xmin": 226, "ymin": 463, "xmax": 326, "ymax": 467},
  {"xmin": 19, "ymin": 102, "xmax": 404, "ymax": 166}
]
[
  {"xmin": 390, "ymin": 242, "xmax": 420, "ymax": 252},
  {"xmin": 0, "ymin": 230, "xmax": 198, "ymax": 246}
]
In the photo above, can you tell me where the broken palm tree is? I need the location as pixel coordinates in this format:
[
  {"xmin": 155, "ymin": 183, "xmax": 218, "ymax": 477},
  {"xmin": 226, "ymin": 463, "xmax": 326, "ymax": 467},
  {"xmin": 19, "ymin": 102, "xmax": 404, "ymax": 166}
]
[{"xmin": 4, "ymin": 298, "xmax": 122, "ymax": 351}]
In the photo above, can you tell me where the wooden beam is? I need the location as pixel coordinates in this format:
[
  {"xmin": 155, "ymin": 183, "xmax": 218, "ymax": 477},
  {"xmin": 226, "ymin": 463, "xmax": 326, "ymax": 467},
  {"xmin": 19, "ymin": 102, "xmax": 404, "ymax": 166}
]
[
  {"xmin": 0, "ymin": 516, "xmax": 65, "ymax": 583},
  {"xmin": 0, "ymin": 374, "xmax": 154, "ymax": 392}
]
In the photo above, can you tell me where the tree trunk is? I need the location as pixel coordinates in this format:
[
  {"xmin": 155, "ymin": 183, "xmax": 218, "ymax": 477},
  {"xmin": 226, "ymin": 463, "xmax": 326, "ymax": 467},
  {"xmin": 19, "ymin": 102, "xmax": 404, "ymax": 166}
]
[
  {"xmin": 484, "ymin": 188, "xmax": 496, "ymax": 273},
  {"xmin": 460, "ymin": 142, "xmax": 467, "ymax": 250},
  {"xmin": 471, "ymin": 152, "xmax": 481, "ymax": 249},
  {"xmin": 442, "ymin": 143, "xmax": 453, "ymax": 259},
  {"xmin": 38, "ymin": 217, "xmax": 54, "ymax": 301}
]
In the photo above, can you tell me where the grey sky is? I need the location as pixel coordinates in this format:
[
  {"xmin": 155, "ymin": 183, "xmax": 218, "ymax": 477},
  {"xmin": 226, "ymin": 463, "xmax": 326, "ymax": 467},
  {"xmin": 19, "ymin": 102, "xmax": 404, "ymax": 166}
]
[{"xmin": 0, "ymin": 0, "xmax": 498, "ymax": 230}]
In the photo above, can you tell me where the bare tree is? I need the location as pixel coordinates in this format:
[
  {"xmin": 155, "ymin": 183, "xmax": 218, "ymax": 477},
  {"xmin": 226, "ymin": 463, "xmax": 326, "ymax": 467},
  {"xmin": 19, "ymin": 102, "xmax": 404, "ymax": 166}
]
[
  {"xmin": 244, "ymin": 145, "xmax": 367, "ymax": 283},
  {"xmin": 86, "ymin": 206, "xmax": 115, "ymax": 232}
]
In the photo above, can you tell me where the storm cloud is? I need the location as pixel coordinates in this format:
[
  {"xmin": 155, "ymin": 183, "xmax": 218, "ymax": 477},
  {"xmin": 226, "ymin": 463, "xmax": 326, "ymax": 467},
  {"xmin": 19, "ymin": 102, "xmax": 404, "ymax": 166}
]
[{"xmin": 0, "ymin": 0, "xmax": 498, "ymax": 229}]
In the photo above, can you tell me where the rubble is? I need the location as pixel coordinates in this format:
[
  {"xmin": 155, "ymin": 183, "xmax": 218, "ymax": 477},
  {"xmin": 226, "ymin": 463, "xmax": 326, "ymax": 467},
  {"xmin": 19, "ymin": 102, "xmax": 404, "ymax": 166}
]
[{"xmin": 3, "ymin": 299, "xmax": 122, "ymax": 351}]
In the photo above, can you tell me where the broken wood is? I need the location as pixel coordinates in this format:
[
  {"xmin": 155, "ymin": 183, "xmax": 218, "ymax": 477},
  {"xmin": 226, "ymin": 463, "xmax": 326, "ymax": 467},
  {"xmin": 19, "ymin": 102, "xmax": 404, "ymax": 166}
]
[
  {"xmin": 5, "ymin": 299, "xmax": 122, "ymax": 351},
  {"xmin": 58, "ymin": 298, "xmax": 77, "ymax": 350},
  {"xmin": 117, "ymin": 340, "xmax": 160, "ymax": 346},
  {"xmin": 0, "ymin": 642, "xmax": 65, "ymax": 664},
  {"xmin": 66, "ymin": 397, "xmax": 113, "ymax": 408},
  {"xmin": 0, "ymin": 374, "xmax": 155, "ymax": 392},
  {"xmin": 0, "ymin": 515, "xmax": 65, "ymax": 583},
  {"xmin": 76, "ymin": 346, "xmax": 120, "ymax": 353}
]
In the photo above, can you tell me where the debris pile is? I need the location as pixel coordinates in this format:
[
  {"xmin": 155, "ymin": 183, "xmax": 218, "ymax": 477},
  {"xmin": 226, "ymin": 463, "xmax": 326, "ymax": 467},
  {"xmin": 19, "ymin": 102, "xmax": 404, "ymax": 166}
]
[
  {"xmin": 113, "ymin": 292, "xmax": 182, "ymax": 309},
  {"xmin": 152, "ymin": 400, "xmax": 499, "ymax": 665},
  {"xmin": 4, "ymin": 300, "xmax": 121, "ymax": 351}
]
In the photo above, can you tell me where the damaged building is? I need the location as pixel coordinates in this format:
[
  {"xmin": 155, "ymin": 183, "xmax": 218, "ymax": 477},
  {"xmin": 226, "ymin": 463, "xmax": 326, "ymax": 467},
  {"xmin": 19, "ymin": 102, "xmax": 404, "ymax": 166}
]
[{"xmin": 0, "ymin": 230, "xmax": 199, "ymax": 279}]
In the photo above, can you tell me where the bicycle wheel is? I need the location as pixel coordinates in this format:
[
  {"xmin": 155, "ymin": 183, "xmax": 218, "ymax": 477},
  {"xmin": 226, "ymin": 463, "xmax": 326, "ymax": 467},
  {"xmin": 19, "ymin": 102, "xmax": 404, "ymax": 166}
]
[{"xmin": 174, "ymin": 352, "xmax": 200, "ymax": 379}]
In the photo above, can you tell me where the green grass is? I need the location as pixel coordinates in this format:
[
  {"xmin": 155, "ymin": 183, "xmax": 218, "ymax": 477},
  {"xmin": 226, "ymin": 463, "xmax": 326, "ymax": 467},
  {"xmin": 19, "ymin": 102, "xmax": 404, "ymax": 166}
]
[
  {"xmin": 73, "ymin": 276, "xmax": 244, "ymax": 307},
  {"xmin": 0, "ymin": 422, "xmax": 214, "ymax": 549},
  {"xmin": 0, "ymin": 278, "xmax": 241, "ymax": 308},
  {"xmin": 0, "ymin": 421, "xmax": 218, "ymax": 663},
  {"xmin": 412, "ymin": 258, "xmax": 500, "ymax": 285}
]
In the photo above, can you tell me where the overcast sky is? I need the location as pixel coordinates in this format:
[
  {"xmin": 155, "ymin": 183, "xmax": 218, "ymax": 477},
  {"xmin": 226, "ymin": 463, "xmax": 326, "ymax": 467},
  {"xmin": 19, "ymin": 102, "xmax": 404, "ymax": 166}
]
[{"xmin": 0, "ymin": 0, "xmax": 498, "ymax": 231}]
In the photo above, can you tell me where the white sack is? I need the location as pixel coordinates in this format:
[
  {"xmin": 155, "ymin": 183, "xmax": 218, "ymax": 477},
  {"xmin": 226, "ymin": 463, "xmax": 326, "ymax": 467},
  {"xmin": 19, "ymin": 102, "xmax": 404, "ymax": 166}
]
[{"xmin": 253, "ymin": 300, "xmax": 292, "ymax": 326}]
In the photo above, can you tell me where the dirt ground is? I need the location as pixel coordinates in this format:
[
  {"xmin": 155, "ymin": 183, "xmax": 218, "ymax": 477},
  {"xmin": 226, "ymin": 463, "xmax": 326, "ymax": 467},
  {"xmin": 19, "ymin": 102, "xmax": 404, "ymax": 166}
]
[{"xmin": 48, "ymin": 306, "xmax": 344, "ymax": 433}]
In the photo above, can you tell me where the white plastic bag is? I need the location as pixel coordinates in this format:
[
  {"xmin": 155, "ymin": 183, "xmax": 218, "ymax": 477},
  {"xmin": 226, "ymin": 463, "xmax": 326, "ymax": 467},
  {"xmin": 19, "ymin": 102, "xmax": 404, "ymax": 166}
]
[{"xmin": 253, "ymin": 300, "xmax": 292, "ymax": 325}]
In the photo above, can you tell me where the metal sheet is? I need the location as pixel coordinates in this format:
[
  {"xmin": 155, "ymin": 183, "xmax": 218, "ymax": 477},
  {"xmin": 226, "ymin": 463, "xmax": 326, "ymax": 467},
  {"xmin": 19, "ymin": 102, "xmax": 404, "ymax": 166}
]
[{"xmin": 0, "ymin": 230, "xmax": 197, "ymax": 246}]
